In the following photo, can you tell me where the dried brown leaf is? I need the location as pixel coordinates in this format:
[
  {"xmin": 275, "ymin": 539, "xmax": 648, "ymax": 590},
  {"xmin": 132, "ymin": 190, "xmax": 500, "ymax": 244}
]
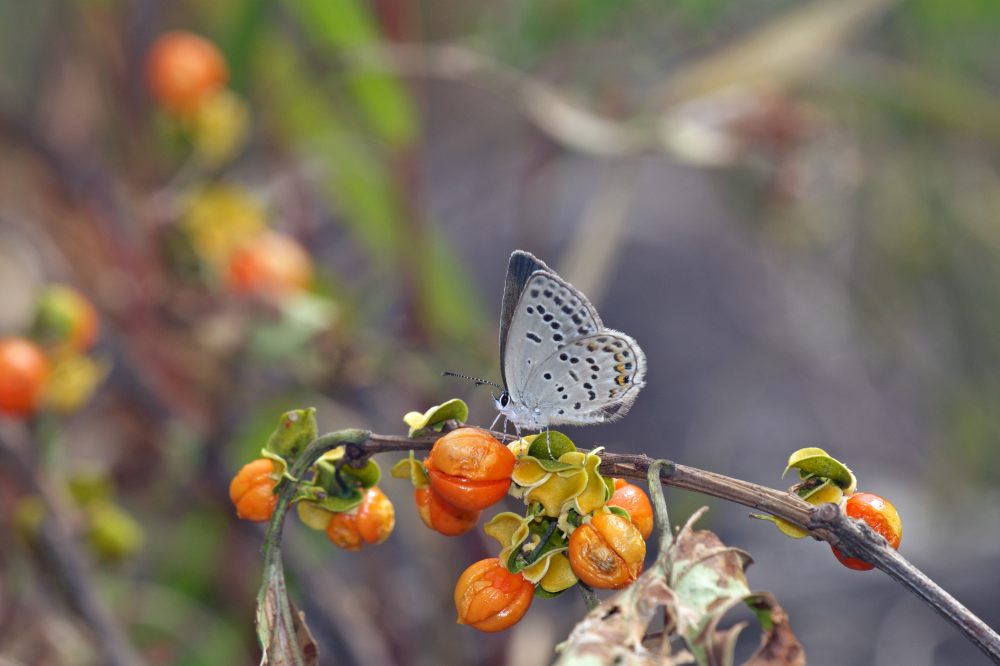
[
  {"xmin": 556, "ymin": 506, "xmax": 803, "ymax": 666},
  {"xmin": 256, "ymin": 552, "xmax": 318, "ymax": 666}
]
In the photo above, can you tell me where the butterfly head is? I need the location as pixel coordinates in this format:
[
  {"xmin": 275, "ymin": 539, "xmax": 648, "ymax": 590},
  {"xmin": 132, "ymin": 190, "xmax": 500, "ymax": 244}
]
[{"xmin": 495, "ymin": 390, "xmax": 549, "ymax": 432}]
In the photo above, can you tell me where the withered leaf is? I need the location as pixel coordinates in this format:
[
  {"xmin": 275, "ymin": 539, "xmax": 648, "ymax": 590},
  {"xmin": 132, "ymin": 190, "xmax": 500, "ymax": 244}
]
[
  {"xmin": 256, "ymin": 545, "xmax": 318, "ymax": 666},
  {"xmin": 556, "ymin": 503, "xmax": 803, "ymax": 666}
]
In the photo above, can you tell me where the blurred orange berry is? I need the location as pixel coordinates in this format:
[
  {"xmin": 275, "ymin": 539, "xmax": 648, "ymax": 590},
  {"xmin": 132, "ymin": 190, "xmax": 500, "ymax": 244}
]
[
  {"xmin": 425, "ymin": 428, "xmax": 514, "ymax": 512},
  {"xmin": 415, "ymin": 486, "xmax": 480, "ymax": 536},
  {"xmin": 145, "ymin": 31, "xmax": 227, "ymax": 114},
  {"xmin": 832, "ymin": 492, "xmax": 902, "ymax": 571},
  {"xmin": 227, "ymin": 231, "xmax": 313, "ymax": 297},
  {"xmin": 32, "ymin": 285, "xmax": 100, "ymax": 352},
  {"xmin": 229, "ymin": 459, "xmax": 279, "ymax": 522},
  {"xmin": 608, "ymin": 478, "xmax": 654, "ymax": 540},
  {"xmin": 0, "ymin": 338, "xmax": 50, "ymax": 418},
  {"xmin": 325, "ymin": 487, "xmax": 395, "ymax": 551},
  {"xmin": 568, "ymin": 512, "xmax": 646, "ymax": 589},
  {"xmin": 454, "ymin": 558, "xmax": 534, "ymax": 632}
]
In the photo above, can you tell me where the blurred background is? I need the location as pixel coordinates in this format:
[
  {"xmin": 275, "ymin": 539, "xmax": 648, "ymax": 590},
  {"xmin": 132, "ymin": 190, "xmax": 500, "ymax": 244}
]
[{"xmin": 1, "ymin": 0, "xmax": 998, "ymax": 664}]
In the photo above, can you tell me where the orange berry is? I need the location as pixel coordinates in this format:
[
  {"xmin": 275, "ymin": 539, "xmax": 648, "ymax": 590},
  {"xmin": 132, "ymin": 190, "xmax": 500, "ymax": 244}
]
[
  {"xmin": 429, "ymin": 428, "xmax": 515, "ymax": 481},
  {"xmin": 568, "ymin": 512, "xmax": 646, "ymax": 589},
  {"xmin": 0, "ymin": 338, "xmax": 50, "ymax": 418},
  {"xmin": 425, "ymin": 428, "xmax": 514, "ymax": 512},
  {"xmin": 608, "ymin": 478, "xmax": 654, "ymax": 540},
  {"xmin": 145, "ymin": 32, "xmax": 227, "ymax": 114},
  {"xmin": 227, "ymin": 231, "xmax": 313, "ymax": 297},
  {"xmin": 426, "ymin": 464, "xmax": 511, "ymax": 512},
  {"xmin": 832, "ymin": 492, "xmax": 902, "ymax": 571},
  {"xmin": 325, "ymin": 487, "xmax": 395, "ymax": 551},
  {"xmin": 326, "ymin": 512, "xmax": 363, "ymax": 551},
  {"xmin": 415, "ymin": 486, "xmax": 480, "ymax": 536},
  {"xmin": 355, "ymin": 487, "xmax": 395, "ymax": 545},
  {"xmin": 229, "ymin": 459, "xmax": 279, "ymax": 522},
  {"xmin": 454, "ymin": 558, "xmax": 534, "ymax": 632}
]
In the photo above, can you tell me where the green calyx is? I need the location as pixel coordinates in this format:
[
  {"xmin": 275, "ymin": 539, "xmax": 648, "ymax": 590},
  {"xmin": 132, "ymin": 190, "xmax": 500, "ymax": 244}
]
[
  {"xmin": 526, "ymin": 431, "xmax": 576, "ymax": 461},
  {"xmin": 312, "ymin": 453, "xmax": 380, "ymax": 497}
]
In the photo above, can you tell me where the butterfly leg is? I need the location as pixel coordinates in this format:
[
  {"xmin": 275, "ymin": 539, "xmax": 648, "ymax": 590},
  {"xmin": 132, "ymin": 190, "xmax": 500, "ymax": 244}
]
[{"xmin": 489, "ymin": 412, "xmax": 503, "ymax": 432}]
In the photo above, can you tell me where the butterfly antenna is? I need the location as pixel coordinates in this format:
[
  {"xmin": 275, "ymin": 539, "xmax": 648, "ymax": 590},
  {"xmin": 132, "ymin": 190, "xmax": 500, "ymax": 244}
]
[{"xmin": 441, "ymin": 371, "xmax": 503, "ymax": 390}]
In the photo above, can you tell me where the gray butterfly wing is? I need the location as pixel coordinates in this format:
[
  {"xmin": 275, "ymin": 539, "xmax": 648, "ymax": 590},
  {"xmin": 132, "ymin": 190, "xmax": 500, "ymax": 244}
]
[
  {"xmin": 499, "ymin": 251, "xmax": 559, "ymax": 391},
  {"xmin": 502, "ymin": 269, "xmax": 603, "ymax": 404},
  {"xmin": 521, "ymin": 330, "xmax": 646, "ymax": 426}
]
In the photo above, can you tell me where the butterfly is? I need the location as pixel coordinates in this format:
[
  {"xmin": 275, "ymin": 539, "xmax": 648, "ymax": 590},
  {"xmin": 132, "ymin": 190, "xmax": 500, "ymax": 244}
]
[{"xmin": 491, "ymin": 250, "xmax": 646, "ymax": 433}]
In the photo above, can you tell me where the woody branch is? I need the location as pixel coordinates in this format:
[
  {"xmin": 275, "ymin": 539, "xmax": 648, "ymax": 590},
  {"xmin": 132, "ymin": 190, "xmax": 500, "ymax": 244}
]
[{"xmin": 259, "ymin": 422, "xmax": 1000, "ymax": 664}]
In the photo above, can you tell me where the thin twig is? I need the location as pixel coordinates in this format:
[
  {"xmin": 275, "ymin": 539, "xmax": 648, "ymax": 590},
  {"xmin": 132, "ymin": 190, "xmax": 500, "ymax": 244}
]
[
  {"xmin": 257, "ymin": 424, "xmax": 1000, "ymax": 664},
  {"xmin": 255, "ymin": 429, "xmax": 370, "ymax": 665},
  {"xmin": 0, "ymin": 425, "xmax": 143, "ymax": 666}
]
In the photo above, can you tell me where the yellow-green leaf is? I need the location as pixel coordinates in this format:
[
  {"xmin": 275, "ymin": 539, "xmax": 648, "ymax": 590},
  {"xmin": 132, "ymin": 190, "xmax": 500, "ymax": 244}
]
[
  {"xmin": 341, "ymin": 459, "xmax": 381, "ymax": 488},
  {"xmin": 538, "ymin": 552, "xmax": 578, "ymax": 593},
  {"xmin": 753, "ymin": 513, "xmax": 808, "ymax": 539},
  {"xmin": 521, "ymin": 554, "xmax": 551, "ymax": 583},
  {"xmin": 783, "ymin": 447, "xmax": 857, "ymax": 493},
  {"xmin": 389, "ymin": 452, "xmax": 428, "ymax": 489},
  {"xmin": 758, "ymin": 476, "xmax": 846, "ymax": 539},
  {"xmin": 296, "ymin": 502, "xmax": 333, "ymax": 531},
  {"xmin": 527, "ymin": 469, "xmax": 588, "ymax": 517},
  {"xmin": 571, "ymin": 450, "xmax": 609, "ymax": 516},
  {"xmin": 511, "ymin": 456, "xmax": 551, "ymax": 488},
  {"xmin": 265, "ymin": 408, "xmax": 318, "ymax": 461},
  {"xmin": 402, "ymin": 398, "xmax": 469, "ymax": 437}
]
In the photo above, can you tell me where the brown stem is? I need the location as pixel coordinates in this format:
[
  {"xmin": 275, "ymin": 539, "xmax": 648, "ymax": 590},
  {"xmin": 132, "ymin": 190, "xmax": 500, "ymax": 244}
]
[{"xmin": 291, "ymin": 425, "xmax": 1000, "ymax": 663}]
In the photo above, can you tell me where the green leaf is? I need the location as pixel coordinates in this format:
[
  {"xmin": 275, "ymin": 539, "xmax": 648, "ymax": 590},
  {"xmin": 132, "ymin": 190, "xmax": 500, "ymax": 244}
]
[
  {"xmin": 315, "ymin": 491, "xmax": 364, "ymax": 514},
  {"xmin": 783, "ymin": 447, "xmax": 857, "ymax": 493},
  {"xmin": 413, "ymin": 231, "xmax": 485, "ymax": 344},
  {"xmin": 751, "ymin": 513, "xmax": 808, "ymax": 539},
  {"xmin": 286, "ymin": 0, "xmax": 416, "ymax": 146},
  {"xmin": 264, "ymin": 409, "xmax": 318, "ymax": 461},
  {"xmin": 296, "ymin": 502, "xmax": 333, "ymax": 531},
  {"xmin": 607, "ymin": 505, "xmax": 631, "ymax": 521},
  {"xmin": 390, "ymin": 452, "xmax": 429, "ymax": 488},
  {"xmin": 222, "ymin": 0, "xmax": 269, "ymax": 93},
  {"xmin": 255, "ymin": 34, "xmax": 403, "ymax": 259},
  {"xmin": 402, "ymin": 398, "xmax": 469, "ymax": 436}
]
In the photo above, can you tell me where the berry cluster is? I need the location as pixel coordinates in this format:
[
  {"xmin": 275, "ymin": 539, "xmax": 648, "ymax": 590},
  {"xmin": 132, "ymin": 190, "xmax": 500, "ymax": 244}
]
[
  {"xmin": 145, "ymin": 31, "xmax": 248, "ymax": 167},
  {"xmin": 228, "ymin": 409, "xmax": 395, "ymax": 551},
  {"xmin": 4, "ymin": 288, "xmax": 141, "ymax": 562},
  {"xmin": 145, "ymin": 33, "xmax": 314, "ymax": 301},
  {"xmin": 0, "ymin": 285, "xmax": 107, "ymax": 418},
  {"xmin": 393, "ymin": 420, "xmax": 654, "ymax": 632},
  {"xmin": 765, "ymin": 447, "xmax": 903, "ymax": 571},
  {"xmin": 230, "ymin": 402, "xmax": 909, "ymax": 641}
]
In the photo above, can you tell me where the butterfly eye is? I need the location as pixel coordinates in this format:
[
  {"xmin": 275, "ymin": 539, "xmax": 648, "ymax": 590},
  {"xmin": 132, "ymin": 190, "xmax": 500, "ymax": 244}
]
[{"xmin": 499, "ymin": 392, "xmax": 510, "ymax": 408}]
